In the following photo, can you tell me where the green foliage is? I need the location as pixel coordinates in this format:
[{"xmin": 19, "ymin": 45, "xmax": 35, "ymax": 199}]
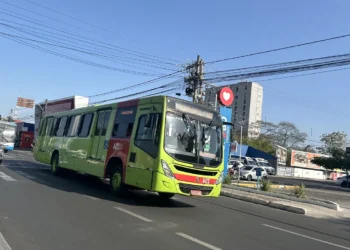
[
  {"xmin": 292, "ymin": 183, "xmax": 307, "ymax": 198},
  {"xmin": 317, "ymin": 131, "xmax": 347, "ymax": 155},
  {"xmin": 246, "ymin": 121, "xmax": 307, "ymax": 149},
  {"xmin": 223, "ymin": 175, "xmax": 232, "ymax": 184},
  {"xmin": 241, "ymin": 135, "xmax": 275, "ymax": 154},
  {"xmin": 311, "ymin": 148, "xmax": 350, "ymax": 172},
  {"xmin": 260, "ymin": 179, "xmax": 272, "ymax": 192}
]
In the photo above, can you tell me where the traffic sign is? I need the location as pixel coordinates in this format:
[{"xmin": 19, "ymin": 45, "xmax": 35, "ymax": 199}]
[{"xmin": 218, "ymin": 87, "xmax": 234, "ymax": 106}]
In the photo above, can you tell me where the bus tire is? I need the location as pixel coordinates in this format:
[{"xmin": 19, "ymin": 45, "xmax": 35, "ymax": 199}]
[
  {"xmin": 158, "ymin": 192, "xmax": 175, "ymax": 199},
  {"xmin": 109, "ymin": 168, "xmax": 127, "ymax": 196},
  {"xmin": 4, "ymin": 149, "xmax": 8, "ymax": 153},
  {"xmin": 51, "ymin": 153, "xmax": 61, "ymax": 176}
]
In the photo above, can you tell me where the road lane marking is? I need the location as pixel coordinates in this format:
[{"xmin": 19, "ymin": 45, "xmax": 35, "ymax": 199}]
[
  {"xmin": 114, "ymin": 207, "xmax": 153, "ymax": 222},
  {"xmin": 0, "ymin": 172, "xmax": 16, "ymax": 182},
  {"xmin": 176, "ymin": 232, "xmax": 222, "ymax": 250},
  {"xmin": 263, "ymin": 224, "xmax": 350, "ymax": 250},
  {"xmin": 0, "ymin": 232, "xmax": 12, "ymax": 250}
]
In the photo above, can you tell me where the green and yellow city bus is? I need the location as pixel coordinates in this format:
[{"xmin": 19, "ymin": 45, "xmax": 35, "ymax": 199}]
[{"xmin": 34, "ymin": 96, "xmax": 225, "ymax": 198}]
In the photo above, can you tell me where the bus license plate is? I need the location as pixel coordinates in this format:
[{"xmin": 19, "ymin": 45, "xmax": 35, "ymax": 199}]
[{"xmin": 190, "ymin": 190, "xmax": 202, "ymax": 196}]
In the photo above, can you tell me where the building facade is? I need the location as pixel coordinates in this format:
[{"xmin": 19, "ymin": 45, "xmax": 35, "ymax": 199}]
[{"xmin": 205, "ymin": 81, "xmax": 263, "ymax": 136}]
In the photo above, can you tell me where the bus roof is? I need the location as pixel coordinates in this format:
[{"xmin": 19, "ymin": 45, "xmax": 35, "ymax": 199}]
[{"xmin": 42, "ymin": 95, "xmax": 218, "ymax": 118}]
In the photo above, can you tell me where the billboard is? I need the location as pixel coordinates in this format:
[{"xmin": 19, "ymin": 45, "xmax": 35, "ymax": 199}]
[
  {"xmin": 276, "ymin": 145, "xmax": 287, "ymax": 166},
  {"xmin": 290, "ymin": 150, "xmax": 328, "ymax": 169},
  {"xmin": 16, "ymin": 97, "xmax": 34, "ymax": 109}
]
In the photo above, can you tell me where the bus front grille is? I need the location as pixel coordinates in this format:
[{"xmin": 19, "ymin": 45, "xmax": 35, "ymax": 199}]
[
  {"xmin": 174, "ymin": 165, "xmax": 217, "ymax": 177},
  {"xmin": 178, "ymin": 183, "xmax": 213, "ymax": 195}
]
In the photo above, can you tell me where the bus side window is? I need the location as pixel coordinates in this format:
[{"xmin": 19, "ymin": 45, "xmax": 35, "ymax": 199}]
[
  {"xmin": 39, "ymin": 118, "xmax": 47, "ymax": 136},
  {"xmin": 50, "ymin": 118, "xmax": 58, "ymax": 136},
  {"xmin": 78, "ymin": 113, "xmax": 93, "ymax": 137},
  {"xmin": 134, "ymin": 113, "xmax": 161, "ymax": 158},
  {"xmin": 56, "ymin": 117, "xmax": 68, "ymax": 137},
  {"xmin": 112, "ymin": 107, "xmax": 137, "ymax": 138},
  {"xmin": 67, "ymin": 115, "xmax": 82, "ymax": 137},
  {"xmin": 45, "ymin": 118, "xmax": 53, "ymax": 136}
]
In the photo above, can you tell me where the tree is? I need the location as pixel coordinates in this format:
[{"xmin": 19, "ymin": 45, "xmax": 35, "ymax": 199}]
[
  {"xmin": 248, "ymin": 121, "xmax": 307, "ymax": 148},
  {"xmin": 241, "ymin": 135, "xmax": 275, "ymax": 154},
  {"xmin": 274, "ymin": 121, "xmax": 308, "ymax": 148},
  {"xmin": 316, "ymin": 131, "xmax": 347, "ymax": 155},
  {"xmin": 312, "ymin": 148, "xmax": 350, "ymax": 188}
]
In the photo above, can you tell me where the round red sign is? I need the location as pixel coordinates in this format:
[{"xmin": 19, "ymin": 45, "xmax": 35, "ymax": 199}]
[{"xmin": 218, "ymin": 87, "xmax": 234, "ymax": 106}]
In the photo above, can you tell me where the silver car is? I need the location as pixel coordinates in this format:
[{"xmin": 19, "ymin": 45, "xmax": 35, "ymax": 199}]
[
  {"xmin": 0, "ymin": 144, "xmax": 4, "ymax": 164},
  {"xmin": 239, "ymin": 166, "xmax": 268, "ymax": 181}
]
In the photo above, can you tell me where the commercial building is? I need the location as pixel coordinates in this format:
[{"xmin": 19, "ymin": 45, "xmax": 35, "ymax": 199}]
[{"xmin": 205, "ymin": 81, "xmax": 263, "ymax": 136}]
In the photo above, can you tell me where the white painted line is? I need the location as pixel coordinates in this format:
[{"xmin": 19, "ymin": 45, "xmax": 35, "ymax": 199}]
[
  {"xmin": 263, "ymin": 224, "xmax": 350, "ymax": 250},
  {"xmin": 0, "ymin": 232, "xmax": 12, "ymax": 250},
  {"xmin": 0, "ymin": 172, "xmax": 16, "ymax": 182},
  {"xmin": 114, "ymin": 207, "xmax": 153, "ymax": 222},
  {"xmin": 176, "ymin": 232, "xmax": 222, "ymax": 250},
  {"xmin": 83, "ymin": 195, "xmax": 100, "ymax": 200}
]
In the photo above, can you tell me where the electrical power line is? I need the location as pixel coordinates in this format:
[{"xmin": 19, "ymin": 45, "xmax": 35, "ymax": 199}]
[
  {"xmin": 0, "ymin": 8, "xmax": 179, "ymax": 67},
  {"xmin": 206, "ymin": 33, "xmax": 350, "ymax": 65},
  {"xmin": 0, "ymin": 31, "xmax": 170, "ymax": 77},
  {"xmin": 20, "ymin": 0, "xmax": 181, "ymax": 62},
  {"xmin": 0, "ymin": 0, "xmax": 180, "ymax": 64}
]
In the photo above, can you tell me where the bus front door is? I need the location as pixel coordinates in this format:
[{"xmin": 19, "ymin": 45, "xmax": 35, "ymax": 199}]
[
  {"xmin": 88, "ymin": 110, "xmax": 111, "ymax": 176},
  {"xmin": 126, "ymin": 106, "xmax": 162, "ymax": 190}
]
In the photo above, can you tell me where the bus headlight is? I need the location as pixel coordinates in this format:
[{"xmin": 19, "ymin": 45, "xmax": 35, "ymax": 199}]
[
  {"xmin": 161, "ymin": 160, "xmax": 174, "ymax": 179},
  {"xmin": 215, "ymin": 172, "xmax": 224, "ymax": 185}
]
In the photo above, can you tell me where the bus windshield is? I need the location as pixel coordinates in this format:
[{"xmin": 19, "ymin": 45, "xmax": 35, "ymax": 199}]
[{"xmin": 164, "ymin": 113, "xmax": 222, "ymax": 167}]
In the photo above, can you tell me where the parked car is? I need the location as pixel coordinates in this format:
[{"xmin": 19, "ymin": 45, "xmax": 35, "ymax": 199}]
[
  {"xmin": 0, "ymin": 144, "xmax": 4, "ymax": 164},
  {"xmin": 231, "ymin": 155, "xmax": 257, "ymax": 166},
  {"xmin": 228, "ymin": 159, "xmax": 245, "ymax": 169},
  {"xmin": 239, "ymin": 166, "xmax": 268, "ymax": 181},
  {"xmin": 336, "ymin": 175, "xmax": 350, "ymax": 188},
  {"xmin": 253, "ymin": 158, "xmax": 276, "ymax": 175}
]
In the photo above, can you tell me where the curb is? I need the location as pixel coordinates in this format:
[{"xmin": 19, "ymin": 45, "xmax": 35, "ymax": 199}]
[
  {"xmin": 220, "ymin": 190, "xmax": 307, "ymax": 215},
  {"xmin": 223, "ymin": 184, "xmax": 340, "ymax": 211},
  {"xmin": 232, "ymin": 183, "xmax": 294, "ymax": 190}
]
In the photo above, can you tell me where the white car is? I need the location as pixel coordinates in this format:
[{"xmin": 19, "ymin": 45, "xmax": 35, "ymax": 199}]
[
  {"xmin": 228, "ymin": 160, "xmax": 244, "ymax": 169},
  {"xmin": 336, "ymin": 175, "xmax": 350, "ymax": 188},
  {"xmin": 239, "ymin": 166, "xmax": 268, "ymax": 181}
]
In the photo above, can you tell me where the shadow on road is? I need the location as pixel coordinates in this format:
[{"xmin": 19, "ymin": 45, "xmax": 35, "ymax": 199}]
[{"xmin": 4, "ymin": 159, "xmax": 195, "ymax": 209}]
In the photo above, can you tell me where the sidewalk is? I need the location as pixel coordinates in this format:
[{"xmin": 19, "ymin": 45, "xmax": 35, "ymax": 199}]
[{"xmin": 221, "ymin": 187, "xmax": 350, "ymax": 220}]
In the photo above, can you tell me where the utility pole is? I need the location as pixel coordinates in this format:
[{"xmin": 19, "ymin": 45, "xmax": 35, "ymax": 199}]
[{"xmin": 185, "ymin": 55, "xmax": 204, "ymax": 103}]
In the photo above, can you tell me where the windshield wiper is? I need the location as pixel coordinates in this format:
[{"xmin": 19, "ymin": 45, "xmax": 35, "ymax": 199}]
[{"xmin": 181, "ymin": 113, "xmax": 198, "ymax": 158}]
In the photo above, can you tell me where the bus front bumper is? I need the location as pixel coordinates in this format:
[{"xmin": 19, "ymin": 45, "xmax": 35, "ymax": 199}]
[{"xmin": 151, "ymin": 171, "xmax": 222, "ymax": 197}]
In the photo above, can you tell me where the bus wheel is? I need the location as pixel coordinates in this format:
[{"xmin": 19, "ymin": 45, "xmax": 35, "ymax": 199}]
[
  {"xmin": 158, "ymin": 192, "xmax": 175, "ymax": 199},
  {"xmin": 110, "ymin": 168, "xmax": 126, "ymax": 196},
  {"xmin": 51, "ymin": 154, "xmax": 61, "ymax": 176}
]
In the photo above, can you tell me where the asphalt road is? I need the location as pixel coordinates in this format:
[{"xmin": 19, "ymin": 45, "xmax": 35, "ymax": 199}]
[
  {"xmin": 0, "ymin": 150, "xmax": 350, "ymax": 250},
  {"xmin": 269, "ymin": 175, "xmax": 343, "ymax": 190}
]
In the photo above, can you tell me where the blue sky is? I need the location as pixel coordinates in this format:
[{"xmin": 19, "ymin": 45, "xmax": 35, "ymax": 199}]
[{"xmin": 1, "ymin": 0, "xmax": 350, "ymax": 147}]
